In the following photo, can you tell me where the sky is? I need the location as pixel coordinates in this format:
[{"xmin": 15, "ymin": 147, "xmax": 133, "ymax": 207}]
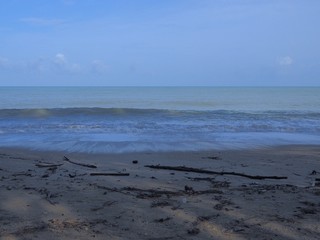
[{"xmin": 0, "ymin": 0, "xmax": 319, "ymax": 86}]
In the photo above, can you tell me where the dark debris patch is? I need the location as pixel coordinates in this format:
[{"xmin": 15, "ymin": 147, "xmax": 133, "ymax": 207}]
[
  {"xmin": 187, "ymin": 228, "xmax": 200, "ymax": 235},
  {"xmin": 153, "ymin": 217, "xmax": 172, "ymax": 223}
]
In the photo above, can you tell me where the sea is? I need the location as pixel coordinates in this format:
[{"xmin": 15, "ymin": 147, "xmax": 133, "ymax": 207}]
[{"xmin": 0, "ymin": 87, "xmax": 319, "ymax": 153}]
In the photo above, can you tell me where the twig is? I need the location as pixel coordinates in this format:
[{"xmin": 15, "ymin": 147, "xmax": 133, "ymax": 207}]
[
  {"xmin": 91, "ymin": 201, "xmax": 117, "ymax": 211},
  {"xmin": 64, "ymin": 156, "xmax": 97, "ymax": 168},
  {"xmin": 35, "ymin": 163, "xmax": 63, "ymax": 168},
  {"xmin": 12, "ymin": 172, "xmax": 33, "ymax": 177},
  {"xmin": 145, "ymin": 165, "xmax": 287, "ymax": 180},
  {"xmin": 93, "ymin": 184, "xmax": 221, "ymax": 198}
]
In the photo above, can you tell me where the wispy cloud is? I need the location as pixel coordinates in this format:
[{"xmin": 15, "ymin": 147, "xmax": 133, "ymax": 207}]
[
  {"xmin": 20, "ymin": 17, "xmax": 66, "ymax": 26},
  {"xmin": 53, "ymin": 53, "xmax": 80, "ymax": 72},
  {"xmin": 91, "ymin": 60, "xmax": 109, "ymax": 73},
  {"xmin": 0, "ymin": 54, "xmax": 110, "ymax": 75},
  {"xmin": 278, "ymin": 56, "xmax": 293, "ymax": 66},
  {"xmin": 54, "ymin": 53, "xmax": 67, "ymax": 66},
  {"xmin": 0, "ymin": 54, "xmax": 80, "ymax": 73}
]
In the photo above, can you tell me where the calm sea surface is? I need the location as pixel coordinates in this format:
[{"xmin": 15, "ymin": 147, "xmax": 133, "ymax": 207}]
[{"xmin": 0, "ymin": 87, "xmax": 319, "ymax": 152}]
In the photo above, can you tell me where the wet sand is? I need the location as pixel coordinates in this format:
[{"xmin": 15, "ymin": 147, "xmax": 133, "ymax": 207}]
[{"xmin": 0, "ymin": 145, "xmax": 320, "ymax": 239}]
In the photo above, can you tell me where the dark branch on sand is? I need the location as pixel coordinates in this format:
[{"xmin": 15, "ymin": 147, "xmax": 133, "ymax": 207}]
[
  {"xmin": 35, "ymin": 163, "xmax": 64, "ymax": 168},
  {"xmin": 93, "ymin": 184, "xmax": 222, "ymax": 199},
  {"xmin": 145, "ymin": 165, "xmax": 287, "ymax": 180},
  {"xmin": 12, "ymin": 172, "xmax": 33, "ymax": 177},
  {"xmin": 63, "ymin": 156, "xmax": 97, "ymax": 168}
]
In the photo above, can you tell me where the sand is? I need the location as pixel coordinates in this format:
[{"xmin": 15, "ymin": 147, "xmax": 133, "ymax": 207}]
[{"xmin": 0, "ymin": 145, "xmax": 320, "ymax": 240}]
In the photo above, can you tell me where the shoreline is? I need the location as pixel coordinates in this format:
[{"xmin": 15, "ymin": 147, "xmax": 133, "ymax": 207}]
[{"xmin": 1, "ymin": 145, "xmax": 320, "ymax": 239}]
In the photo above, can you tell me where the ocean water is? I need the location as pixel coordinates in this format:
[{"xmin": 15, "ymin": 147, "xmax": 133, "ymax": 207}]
[{"xmin": 0, "ymin": 87, "xmax": 319, "ymax": 153}]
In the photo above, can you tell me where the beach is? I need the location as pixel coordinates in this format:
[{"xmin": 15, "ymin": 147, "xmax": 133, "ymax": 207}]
[
  {"xmin": 1, "ymin": 87, "xmax": 320, "ymax": 239},
  {"xmin": 2, "ymin": 0, "xmax": 320, "ymax": 238},
  {"xmin": 1, "ymin": 145, "xmax": 319, "ymax": 240}
]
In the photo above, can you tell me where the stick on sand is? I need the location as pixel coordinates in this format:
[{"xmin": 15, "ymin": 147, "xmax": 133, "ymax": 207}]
[
  {"xmin": 145, "ymin": 165, "xmax": 287, "ymax": 180},
  {"xmin": 64, "ymin": 156, "xmax": 97, "ymax": 169}
]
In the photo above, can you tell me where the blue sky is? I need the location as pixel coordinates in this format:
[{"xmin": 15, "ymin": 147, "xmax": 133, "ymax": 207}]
[{"xmin": 0, "ymin": 0, "xmax": 319, "ymax": 86}]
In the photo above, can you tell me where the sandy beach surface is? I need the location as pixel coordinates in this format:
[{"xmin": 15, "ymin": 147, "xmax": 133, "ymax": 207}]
[{"xmin": 0, "ymin": 145, "xmax": 320, "ymax": 240}]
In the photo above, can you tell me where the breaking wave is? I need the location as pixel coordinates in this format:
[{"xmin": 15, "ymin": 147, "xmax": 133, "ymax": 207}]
[{"xmin": 0, "ymin": 107, "xmax": 319, "ymax": 152}]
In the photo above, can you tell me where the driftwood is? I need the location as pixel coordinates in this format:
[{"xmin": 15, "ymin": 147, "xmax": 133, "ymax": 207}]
[
  {"xmin": 90, "ymin": 173, "xmax": 130, "ymax": 176},
  {"xmin": 123, "ymin": 186, "xmax": 222, "ymax": 198},
  {"xmin": 202, "ymin": 156, "xmax": 220, "ymax": 160},
  {"xmin": 145, "ymin": 165, "xmax": 287, "ymax": 180},
  {"xmin": 12, "ymin": 172, "xmax": 33, "ymax": 177},
  {"xmin": 64, "ymin": 156, "xmax": 97, "ymax": 168},
  {"xmin": 91, "ymin": 201, "xmax": 117, "ymax": 211},
  {"xmin": 187, "ymin": 177, "xmax": 216, "ymax": 182},
  {"xmin": 93, "ymin": 184, "xmax": 222, "ymax": 199},
  {"xmin": 35, "ymin": 163, "xmax": 63, "ymax": 168}
]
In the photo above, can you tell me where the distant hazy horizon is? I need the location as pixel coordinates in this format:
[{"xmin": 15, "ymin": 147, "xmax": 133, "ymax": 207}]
[
  {"xmin": 1, "ymin": 86, "xmax": 319, "ymax": 110},
  {"xmin": 1, "ymin": 85, "xmax": 320, "ymax": 87}
]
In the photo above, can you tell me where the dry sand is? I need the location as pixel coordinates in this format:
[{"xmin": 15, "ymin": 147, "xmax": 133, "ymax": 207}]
[{"xmin": 0, "ymin": 145, "xmax": 320, "ymax": 240}]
